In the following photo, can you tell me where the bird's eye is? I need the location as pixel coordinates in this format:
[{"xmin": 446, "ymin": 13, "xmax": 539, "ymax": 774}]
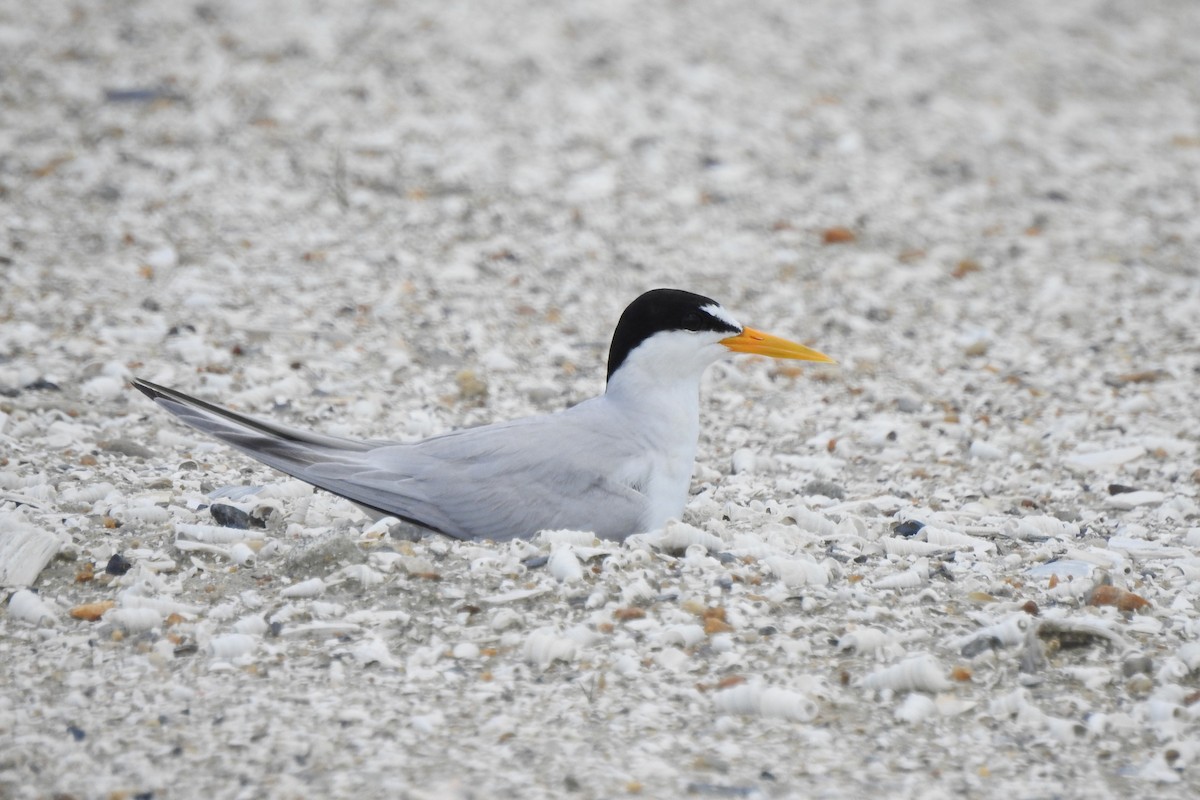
[{"xmin": 681, "ymin": 311, "xmax": 705, "ymax": 330}]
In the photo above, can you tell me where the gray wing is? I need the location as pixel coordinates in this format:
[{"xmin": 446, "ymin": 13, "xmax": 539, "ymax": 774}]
[{"xmin": 132, "ymin": 379, "xmax": 647, "ymax": 541}]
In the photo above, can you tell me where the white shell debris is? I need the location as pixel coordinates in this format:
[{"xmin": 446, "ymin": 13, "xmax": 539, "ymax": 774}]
[
  {"xmin": 207, "ymin": 634, "xmax": 258, "ymax": 659},
  {"xmin": 280, "ymin": 578, "xmax": 326, "ymax": 598},
  {"xmin": 628, "ymin": 520, "xmax": 724, "ymax": 554},
  {"xmin": 108, "ymin": 607, "xmax": 164, "ymax": 632},
  {"xmin": 1062, "ymin": 446, "xmax": 1145, "ymax": 471},
  {"xmin": 861, "ymin": 655, "xmax": 953, "ymax": 694},
  {"xmin": 713, "ymin": 682, "xmax": 818, "ymax": 722},
  {"xmin": 523, "ymin": 629, "xmax": 578, "ymax": 670},
  {"xmin": 547, "ymin": 546, "xmax": 584, "ymax": 583},
  {"xmin": 535, "ymin": 529, "xmax": 598, "ymax": 548},
  {"xmin": 0, "ymin": 516, "xmax": 61, "ymax": 587},
  {"xmin": 7, "ymin": 589, "xmax": 56, "ymax": 625}
]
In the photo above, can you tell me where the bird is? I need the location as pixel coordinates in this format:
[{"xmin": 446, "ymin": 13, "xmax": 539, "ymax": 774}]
[{"xmin": 133, "ymin": 288, "xmax": 833, "ymax": 541}]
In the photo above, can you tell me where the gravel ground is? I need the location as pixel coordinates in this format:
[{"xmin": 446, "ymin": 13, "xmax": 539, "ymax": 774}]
[{"xmin": 3, "ymin": 1, "xmax": 1200, "ymax": 798}]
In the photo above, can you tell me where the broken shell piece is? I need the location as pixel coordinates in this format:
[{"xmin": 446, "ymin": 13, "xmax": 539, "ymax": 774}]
[
  {"xmin": 108, "ymin": 607, "xmax": 164, "ymax": 632},
  {"xmin": 1036, "ymin": 618, "xmax": 1130, "ymax": 652},
  {"xmin": 547, "ymin": 546, "xmax": 584, "ymax": 583},
  {"xmin": 70, "ymin": 600, "xmax": 115, "ymax": 621},
  {"xmin": 208, "ymin": 633, "xmax": 258, "ymax": 659},
  {"xmin": 894, "ymin": 693, "xmax": 937, "ymax": 723},
  {"xmin": 280, "ymin": 578, "xmax": 325, "ymax": 598},
  {"xmin": 535, "ymin": 529, "xmax": 598, "ymax": 548},
  {"xmin": 765, "ymin": 556, "xmax": 829, "ymax": 588},
  {"xmin": 629, "ymin": 520, "xmax": 724, "ymax": 554},
  {"xmin": 1087, "ymin": 584, "xmax": 1151, "ymax": 612},
  {"xmin": 7, "ymin": 589, "xmax": 56, "ymax": 625},
  {"xmin": 229, "ymin": 543, "xmax": 256, "ymax": 566},
  {"xmin": 713, "ymin": 682, "xmax": 818, "ymax": 722},
  {"xmin": 861, "ymin": 655, "xmax": 952, "ymax": 694},
  {"xmin": 523, "ymin": 629, "xmax": 578, "ymax": 670}
]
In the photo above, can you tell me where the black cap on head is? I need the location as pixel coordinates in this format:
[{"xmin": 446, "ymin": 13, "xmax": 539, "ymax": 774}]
[{"xmin": 606, "ymin": 289, "xmax": 741, "ymax": 382}]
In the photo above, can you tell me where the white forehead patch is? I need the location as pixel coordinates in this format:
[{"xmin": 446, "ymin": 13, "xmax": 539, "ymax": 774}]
[{"xmin": 701, "ymin": 303, "xmax": 742, "ymax": 331}]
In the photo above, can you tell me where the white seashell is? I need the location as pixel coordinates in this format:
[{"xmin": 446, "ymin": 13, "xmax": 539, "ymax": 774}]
[
  {"xmin": 481, "ymin": 587, "xmax": 548, "ymax": 604},
  {"xmin": 490, "ymin": 608, "xmax": 522, "ymax": 631},
  {"xmin": 923, "ymin": 526, "xmax": 994, "ymax": 553},
  {"xmin": 536, "ymin": 529, "xmax": 598, "ymax": 548},
  {"xmin": 232, "ymin": 615, "xmax": 269, "ymax": 636},
  {"xmin": 613, "ymin": 653, "xmax": 640, "ymax": 676},
  {"xmin": 452, "ymin": 642, "xmax": 480, "ymax": 659},
  {"xmin": 654, "ymin": 648, "xmax": 690, "ymax": 672},
  {"xmin": 0, "ymin": 519, "xmax": 60, "ymax": 587},
  {"xmin": 547, "ymin": 546, "xmax": 584, "ymax": 583},
  {"xmin": 861, "ymin": 655, "xmax": 952, "ymax": 693},
  {"xmin": 1178, "ymin": 643, "xmax": 1200, "ymax": 672},
  {"xmin": 894, "ymin": 693, "xmax": 937, "ymax": 723},
  {"xmin": 935, "ymin": 695, "xmax": 977, "ymax": 717},
  {"xmin": 1062, "ymin": 445, "xmax": 1145, "ymax": 471},
  {"xmin": 280, "ymin": 578, "xmax": 325, "ymax": 598},
  {"xmin": 117, "ymin": 594, "xmax": 202, "ymax": 616},
  {"xmin": 765, "ymin": 556, "xmax": 829, "ymax": 588},
  {"xmin": 968, "ymin": 440, "xmax": 1005, "ymax": 461},
  {"xmin": 229, "ymin": 543, "xmax": 256, "ymax": 566},
  {"xmin": 207, "ymin": 633, "xmax": 257, "ymax": 658},
  {"xmin": 310, "ymin": 601, "xmax": 345, "ymax": 619},
  {"xmin": 59, "ymin": 482, "xmax": 117, "ymax": 507},
  {"xmin": 7, "ymin": 589, "xmax": 56, "ymax": 625},
  {"xmin": 881, "ymin": 537, "xmax": 944, "ymax": 556},
  {"xmin": 837, "ymin": 627, "xmax": 896, "ymax": 656},
  {"xmin": 953, "ymin": 614, "xmax": 1031, "ymax": 651},
  {"xmin": 1009, "ymin": 516, "xmax": 1079, "ymax": 541},
  {"xmin": 400, "ymin": 557, "xmax": 437, "ymax": 576},
  {"xmin": 1105, "ymin": 491, "xmax": 1167, "ymax": 510},
  {"xmin": 351, "ymin": 637, "xmax": 396, "ymax": 667},
  {"xmin": 1106, "ymin": 537, "xmax": 1189, "ymax": 559},
  {"xmin": 108, "ymin": 607, "xmax": 164, "ymax": 632},
  {"xmin": 337, "ymin": 564, "xmax": 385, "ymax": 587},
  {"xmin": 523, "ymin": 629, "xmax": 578, "ymax": 670},
  {"xmin": 175, "ymin": 522, "xmax": 265, "ymax": 543},
  {"xmin": 621, "ymin": 576, "xmax": 657, "ymax": 604},
  {"xmin": 872, "ymin": 568, "xmax": 926, "ymax": 590},
  {"xmin": 120, "ymin": 506, "xmax": 171, "ymax": 524},
  {"xmin": 660, "ymin": 520, "xmax": 725, "ymax": 553},
  {"xmin": 789, "ymin": 508, "xmax": 837, "ymax": 538},
  {"xmin": 731, "ymin": 448, "xmax": 758, "ymax": 474},
  {"xmin": 988, "ymin": 688, "xmax": 1030, "ymax": 718},
  {"xmin": 658, "ymin": 624, "xmax": 706, "ymax": 648},
  {"xmin": 713, "ymin": 682, "xmax": 817, "ymax": 722}
]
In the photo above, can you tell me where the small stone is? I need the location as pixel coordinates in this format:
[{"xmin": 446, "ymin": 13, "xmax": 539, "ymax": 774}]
[
  {"xmin": 892, "ymin": 520, "xmax": 925, "ymax": 537},
  {"xmin": 802, "ymin": 480, "xmax": 845, "ymax": 499},
  {"xmin": 99, "ymin": 438, "xmax": 155, "ymax": 459},
  {"xmin": 613, "ymin": 607, "xmax": 646, "ymax": 621},
  {"xmin": 210, "ymin": 503, "xmax": 251, "ymax": 529},
  {"xmin": 105, "ymin": 553, "xmax": 132, "ymax": 575},
  {"xmin": 69, "ymin": 601, "xmax": 114, "ymax": 621},
  {"xmin": 821, "ymin": 226, "xmax": 856, "ymax": 244},
  {"xmin": 1122, "ymin": 655, "xmax": 1153, "ymax": 677}
]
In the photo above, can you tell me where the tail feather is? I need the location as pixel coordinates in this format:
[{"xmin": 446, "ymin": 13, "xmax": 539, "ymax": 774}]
[{"xmin": 130, "ymin": 378, "xmax": 450, "ymax": 534}]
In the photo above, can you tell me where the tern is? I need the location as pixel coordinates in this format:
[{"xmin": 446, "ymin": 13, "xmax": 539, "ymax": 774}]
[{"xmin": 133, "ymin": 288, "xmax": 833, "ymax": 541}]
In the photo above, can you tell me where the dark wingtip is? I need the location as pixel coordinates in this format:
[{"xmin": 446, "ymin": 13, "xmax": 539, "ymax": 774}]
[{"xmin": 130, "ymin": 377, "xmax": 164, "ymax": 401}]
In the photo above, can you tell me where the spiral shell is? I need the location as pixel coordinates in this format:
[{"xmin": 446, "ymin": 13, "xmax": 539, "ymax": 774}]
[
  {"xmin": 713, "ymin": 682, "xmax": 817, "ymax": 722},
  {"xmin": 861, "ymin": 655, "xmax": 952, "ymax": 693},
  {"xmin": 523, "ymin": 629, "xmax": 578, "ymax": 670},
  {"xmin": 208, "ymin": 633, "xmax": 258, "ymax": 659}
]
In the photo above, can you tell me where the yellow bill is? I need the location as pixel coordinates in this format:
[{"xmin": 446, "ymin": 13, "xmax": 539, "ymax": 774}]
[{"xmin": 720, "ymin": 327, "xmax": 835, "ymax": 363}]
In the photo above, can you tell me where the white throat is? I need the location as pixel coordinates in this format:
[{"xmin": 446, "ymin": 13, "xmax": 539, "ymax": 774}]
[{"xmin": 601, "ymin": 329, "xmax": 733, "ymax": 531}]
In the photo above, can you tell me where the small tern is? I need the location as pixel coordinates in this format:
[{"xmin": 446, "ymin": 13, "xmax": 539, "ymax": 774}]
[{"xmin": 134, "ymin": 288, "xmax": 833, "ymax": 541}]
